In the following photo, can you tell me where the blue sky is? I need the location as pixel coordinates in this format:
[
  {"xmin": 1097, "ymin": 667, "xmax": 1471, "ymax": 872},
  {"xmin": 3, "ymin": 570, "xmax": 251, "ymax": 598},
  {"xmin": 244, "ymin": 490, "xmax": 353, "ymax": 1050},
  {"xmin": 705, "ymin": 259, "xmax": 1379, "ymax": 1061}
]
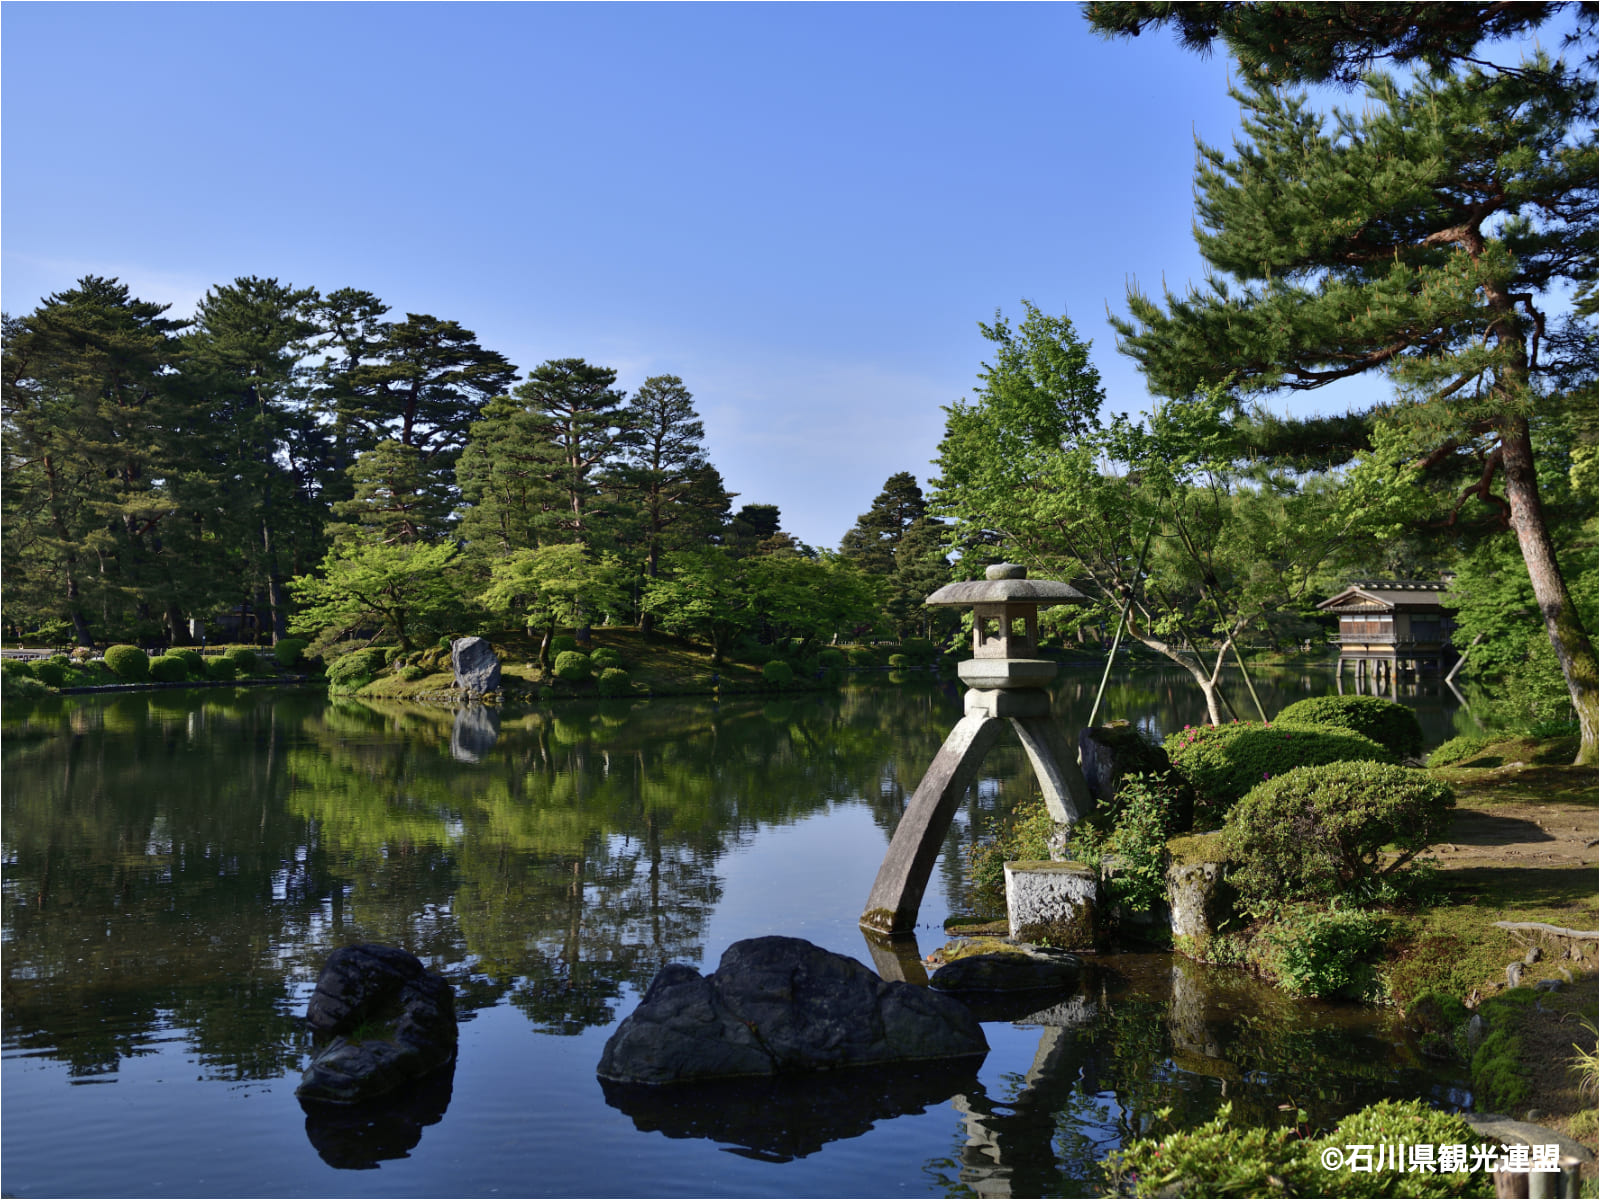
[{"xmin": 0, "ymin": 3, "xmax": 1557, "ymax": 549}]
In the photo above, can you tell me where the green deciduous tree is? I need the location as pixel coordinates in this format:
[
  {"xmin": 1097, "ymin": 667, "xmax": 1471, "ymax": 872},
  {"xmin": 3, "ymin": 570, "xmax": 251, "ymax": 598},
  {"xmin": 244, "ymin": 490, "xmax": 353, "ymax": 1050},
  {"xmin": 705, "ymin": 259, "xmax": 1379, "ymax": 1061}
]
[
  {"xmin": 1092, "ymin": 6, "xmax": 1599, "ymax": 760},
  {"xmin": 287, "ymin": 541, "xmax": 464, "ymax": 651},
  {"xmin": 479, "ymin": 543, "xmax": 629, "ymax": 667}
]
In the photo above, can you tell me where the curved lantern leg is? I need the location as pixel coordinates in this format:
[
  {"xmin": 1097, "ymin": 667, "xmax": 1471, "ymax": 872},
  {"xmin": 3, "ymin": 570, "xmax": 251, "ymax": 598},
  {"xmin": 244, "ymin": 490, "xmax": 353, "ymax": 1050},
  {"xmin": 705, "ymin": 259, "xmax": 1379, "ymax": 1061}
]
[
  {"xmin": 860, "ymin": 713, "xmax": 1004, "ymax": 934},
  {"xmin": 1008, "ymin": 715, "xmax": 1089, "ymax": 824}
]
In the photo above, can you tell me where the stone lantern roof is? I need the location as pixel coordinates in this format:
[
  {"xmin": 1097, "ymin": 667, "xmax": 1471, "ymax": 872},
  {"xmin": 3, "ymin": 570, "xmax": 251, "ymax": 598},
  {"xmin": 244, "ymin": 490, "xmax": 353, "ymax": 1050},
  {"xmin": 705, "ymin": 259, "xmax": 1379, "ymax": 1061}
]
[{"xmin": 926, "ymin": 563, "xmax": 1085, "ymax": 678}]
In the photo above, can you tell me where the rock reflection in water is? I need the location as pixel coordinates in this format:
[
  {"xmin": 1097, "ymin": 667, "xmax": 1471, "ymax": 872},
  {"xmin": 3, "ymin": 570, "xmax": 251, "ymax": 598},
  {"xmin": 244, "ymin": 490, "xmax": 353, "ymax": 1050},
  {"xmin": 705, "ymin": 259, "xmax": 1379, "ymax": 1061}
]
[
  {"xmin": 600, "ymin": 1060, "xmax": 984, "ymax": 1162},
  {"xmin": 301, "ymin": 1058, "xmax": 456, "ymax": 1170},
  {"xmin": 450, "ymin": 704, "xmax": 501, "ymax": 762}
]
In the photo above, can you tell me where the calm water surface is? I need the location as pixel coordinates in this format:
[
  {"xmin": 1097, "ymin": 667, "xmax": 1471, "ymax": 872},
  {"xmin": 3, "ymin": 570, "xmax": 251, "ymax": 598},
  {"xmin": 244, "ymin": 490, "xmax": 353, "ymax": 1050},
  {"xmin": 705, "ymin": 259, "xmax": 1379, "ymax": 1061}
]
[{"xmin": 1, "ymin": 667, "xmax": 1473, "ymax": 1198}]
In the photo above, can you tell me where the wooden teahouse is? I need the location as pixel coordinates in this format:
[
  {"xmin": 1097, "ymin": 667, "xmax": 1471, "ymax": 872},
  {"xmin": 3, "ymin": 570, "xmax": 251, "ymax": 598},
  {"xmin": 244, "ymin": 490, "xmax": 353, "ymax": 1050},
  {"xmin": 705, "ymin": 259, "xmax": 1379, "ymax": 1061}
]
[{"xmin": 1317, "ymin": 580, "xmax": 1457, "ymax": 692}]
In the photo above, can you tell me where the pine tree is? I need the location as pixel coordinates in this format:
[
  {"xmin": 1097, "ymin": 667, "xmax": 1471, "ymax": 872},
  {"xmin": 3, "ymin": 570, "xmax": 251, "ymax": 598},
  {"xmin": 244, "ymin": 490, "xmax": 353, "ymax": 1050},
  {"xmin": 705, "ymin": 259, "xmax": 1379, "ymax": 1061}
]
[
  {"xmin": 2, "ymin": 278, "xmax": 188, "ymax": 645},
  {"xmin": 1095, "ymin": 11, "xmax": 1600, "ymax": 761},
  {"xmin": 180, "ymin": 277, "xmax": 322, "ymax": 641}
]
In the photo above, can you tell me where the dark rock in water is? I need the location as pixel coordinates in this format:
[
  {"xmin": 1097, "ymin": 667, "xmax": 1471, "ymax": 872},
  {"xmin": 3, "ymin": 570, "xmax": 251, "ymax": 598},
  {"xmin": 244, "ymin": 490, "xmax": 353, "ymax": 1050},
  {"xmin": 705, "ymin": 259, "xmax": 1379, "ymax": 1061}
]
[
  {"xmin": 450, "ymin": 704, "xmax": 500, "ymax": 762},
  {"xmin": 601, "ymin": 1058, "xmax": 982, "ymax": 1161},
  {"xmin": 298, "ymin": 943, "xmax": 457, "ymax": 1104},
  {"xmin": 301, "ymin": 1057, "xmax": 455, "ymax": 1170},
  {"xmin": 451, "ymin": 636, "xmax": 501, "ymax": 697},
  {"xmin": 928, "ymin": 946, "xmax": 1082, "ymax": 993},
  {"xmin": 596, "ymin": 935, "xmax": 987, "ymax": 1084}
]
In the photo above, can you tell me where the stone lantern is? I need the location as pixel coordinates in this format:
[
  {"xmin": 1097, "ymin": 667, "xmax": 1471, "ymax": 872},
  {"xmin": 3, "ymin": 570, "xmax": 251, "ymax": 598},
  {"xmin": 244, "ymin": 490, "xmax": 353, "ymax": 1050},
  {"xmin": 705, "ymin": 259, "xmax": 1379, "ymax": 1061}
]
[{"xmin": 861, "ymin": 564, "xmax": 1093, "ymax": 936}]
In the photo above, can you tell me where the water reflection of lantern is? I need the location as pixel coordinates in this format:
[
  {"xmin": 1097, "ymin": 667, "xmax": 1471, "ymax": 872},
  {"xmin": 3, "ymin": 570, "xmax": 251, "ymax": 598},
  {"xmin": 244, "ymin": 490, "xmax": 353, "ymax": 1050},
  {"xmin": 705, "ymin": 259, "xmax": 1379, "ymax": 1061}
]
[{"xmin": 860, "ymin": 564, "xmax": 1092, "ymax": 936}]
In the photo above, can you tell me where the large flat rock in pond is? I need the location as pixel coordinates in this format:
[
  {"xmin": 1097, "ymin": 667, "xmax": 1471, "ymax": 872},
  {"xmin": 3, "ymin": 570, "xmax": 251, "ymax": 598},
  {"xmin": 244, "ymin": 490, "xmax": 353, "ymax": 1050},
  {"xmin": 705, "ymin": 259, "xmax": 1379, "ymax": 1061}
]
[{"xmin": 596, "ymin": 935, "xmax": 988, "ymax": 1084}]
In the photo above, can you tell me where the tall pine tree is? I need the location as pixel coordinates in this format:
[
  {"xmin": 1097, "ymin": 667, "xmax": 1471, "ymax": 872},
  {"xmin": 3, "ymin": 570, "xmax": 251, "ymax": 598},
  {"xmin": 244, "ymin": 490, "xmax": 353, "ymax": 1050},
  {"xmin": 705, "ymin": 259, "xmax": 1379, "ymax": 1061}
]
[{"xmin": 1092, "ymin": 7, "xmax": 1599, "ymax": 761}]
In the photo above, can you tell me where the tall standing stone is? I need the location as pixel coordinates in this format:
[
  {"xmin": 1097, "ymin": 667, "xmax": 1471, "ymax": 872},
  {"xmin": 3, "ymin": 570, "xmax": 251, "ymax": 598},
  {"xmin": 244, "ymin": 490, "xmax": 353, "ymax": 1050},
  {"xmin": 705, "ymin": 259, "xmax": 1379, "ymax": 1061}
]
[{"xmin": 451, "ymin": 636, "xmax": 500, "ymax": 697}]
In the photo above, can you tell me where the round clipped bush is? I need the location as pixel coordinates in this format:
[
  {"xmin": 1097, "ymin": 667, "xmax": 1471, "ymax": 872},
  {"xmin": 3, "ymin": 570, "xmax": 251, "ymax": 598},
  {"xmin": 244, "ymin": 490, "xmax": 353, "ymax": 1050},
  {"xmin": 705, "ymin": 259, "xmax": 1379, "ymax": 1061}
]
[
  {"xmin": 148, "ymin": 655, "xmax": 189, "ymax": 683},
  {"xmin": 553, "ymin": 650, "xmax": 592, "ymax": 682},
  {"xmin": 1275, "ymin": 694, "xmax": 1424, "ymax": 758},
  {"xmin": 32, "ymin": 660, "xmax": 68, "ymax": 688},
  {"xmin": 596, "ymin": 666, "xmax": 630, "ymax": 696},
  {"xmin": 166, "ymin": 648, "xmax": 205, "ymax": 677},
  {"xmin": 274, "ymin": 638, "xmax": 309, "ymax": 669},
  {"xmin": 762, "ymin": 660, "xmax": 794, "ymax": 689},
  {"xmin": 886, "ymin": 653, "xmax": 911, "ymax": 669},
  {"xmin": 1164, "ymin": 721, "xmax": 1396, "ymax": 814},
  {"xmin": 2, "ymin": 670, "xmax": 49, "ymax": 700},
  {"xmin": 899, "ymin": 637, "xmax": 935, "ymax": 662},
  {"xmin": 816, "ymin": 647, "xmax": 846, "ymax": 670},
  {"xmin": 103, "ymin": 644, "xmax": 150, "ymax": 682},
  {"xmin": 590, "ymin": 647, "xmax": 622, "ymax": 669},
  {"xmin": 325, "ymin": 646, "xmax": 387, "ymax": 690},
  {"xmin": 1222, "ymin": 760, "xmax": 1455, "ymax": 907},
  {"xmin": 550, "ymin": 635, "xmax": 579, "ymax": 656},
  {"xmin": 206, "ymin": 657, "xmax": 238, "ymax": 682},
  {"xmin": 225, "ymin": 646, "xmax": 260, "ymax": 675},
  {"xmin": 1427, "ymin": 733, "xmax": 1495, "ymax": 768},
  {"xmin": 847, "ymin": 646, "xmax": 878, "ymax": 668}
]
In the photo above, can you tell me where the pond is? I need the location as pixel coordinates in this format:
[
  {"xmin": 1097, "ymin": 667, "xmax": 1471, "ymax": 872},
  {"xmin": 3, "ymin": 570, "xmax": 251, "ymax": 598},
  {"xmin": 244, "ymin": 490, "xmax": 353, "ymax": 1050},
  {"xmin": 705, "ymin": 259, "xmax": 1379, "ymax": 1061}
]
[{"xmin": 1, "ymin": 667, "xmax": 1474, "ymax": 1198}]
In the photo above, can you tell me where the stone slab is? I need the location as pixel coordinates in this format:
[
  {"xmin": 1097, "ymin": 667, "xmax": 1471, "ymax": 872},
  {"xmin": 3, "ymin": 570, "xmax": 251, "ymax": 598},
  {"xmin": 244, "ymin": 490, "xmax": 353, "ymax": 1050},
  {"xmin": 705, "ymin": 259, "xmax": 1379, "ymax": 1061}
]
[
  {"xmin": 957, "ymin": 658, "xmax": 1058, "ymax": 690},
  {"xmin": 1005, "ymin": 861, "xmax": 1098, "ymax": 949}
]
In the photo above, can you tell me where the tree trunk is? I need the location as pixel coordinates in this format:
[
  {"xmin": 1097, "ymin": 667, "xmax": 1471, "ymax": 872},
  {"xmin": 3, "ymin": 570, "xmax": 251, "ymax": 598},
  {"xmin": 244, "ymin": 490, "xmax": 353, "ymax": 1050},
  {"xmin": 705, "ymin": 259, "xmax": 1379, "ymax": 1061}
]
[
  {"xmin": 261, "ymin": 518, "xmax": 288, "ymax": 644},
  {"xmin": 1132, "ymin": 632, "xmax": 1231, "ymax": 724},
  {"xmin": 1500, "ymin": 416, "xmax": 1599, "ymax": 764}
]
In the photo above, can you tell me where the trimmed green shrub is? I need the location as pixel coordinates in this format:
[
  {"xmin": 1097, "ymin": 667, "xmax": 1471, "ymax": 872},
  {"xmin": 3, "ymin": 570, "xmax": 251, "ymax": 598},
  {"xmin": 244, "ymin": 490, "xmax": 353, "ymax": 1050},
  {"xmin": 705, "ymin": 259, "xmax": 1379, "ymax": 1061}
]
[
  {"xmin": 104, "ymin": 644, "xmax": 150, "ymax": 681},
  {"xmin": 32, "ymin": 660, "xmax": 68, "ymax": 688},
  {"xmin": 149, "ymin": 656, "xmax": 189, "ymax": 683},
  {"xmin": 550, "ymin": 635, "xmax": 579, "ymax": 655},
  {"xmin": 590, "ymin": 647, "xmax": 622, "ymax": 669},
  {"xmin": 1164, "ymin": 720, "xmax": 1396, "ymax": 816},
  {"xmin": 1309, "ymin": 1100, "xmax": 1491, "ymax": 1197},
  {"xmin": 1427, "ymin": 733, "xmax": 1495, "ymax": 767},
  {"xmin": 0, "ymin": 658, "xmax": 31, "ymax": 677},
  {"xmin": 1275, "ymin": 694, "xmax": 1424, "ymax": 758},
  {"xmin": 761, "ymin": 660, "xmax": 794, "ymax": 689},
  {"xmin": 325, "ymin": 647, "xmax": 388, "ymax": 690},
  {"xmin": 168, "ymin": 648, "xmax": 206, "ymax": 677},
  {"xmin": 1261, "ymin": 905, "xmax": 1389, "ymax": 998},
  {"xmin": 816, "ymin": 647, "xmax": 846, "ymax": 669},
  {"xmin": 1222, "ymin": 760, "xmax": 1454, "ymax": 907},
  {"xmin": 899, "ymin": 637, "xmax": 936, "ymax": 661},
  {"xmin": 274, "ymin": 638, "xmax": 309, "ymax": 669},
  {"xmin": 206, "ymin": 657, "xmax": 238, "ymax": 682},
  {"xmin": 847, "ymin": 646, "xmax": 878, "ymax": 668},
  {"xmin": 886, "ymin": 653, "xmax": 911, "ymax": 669},
  {"xmin": 397, "ymin": 664, "xmax": 425, "ymax": 681},
  {"xmin": 225, "ymin": 646, "xmax": 260, "ymax": 674},
  {"xmin": 597, "ymin": 667, "xmax": 630, "ymax": 696},
  {"xmin": 553, "ymin": 651, "xmax": 592, "ymax": 682}
]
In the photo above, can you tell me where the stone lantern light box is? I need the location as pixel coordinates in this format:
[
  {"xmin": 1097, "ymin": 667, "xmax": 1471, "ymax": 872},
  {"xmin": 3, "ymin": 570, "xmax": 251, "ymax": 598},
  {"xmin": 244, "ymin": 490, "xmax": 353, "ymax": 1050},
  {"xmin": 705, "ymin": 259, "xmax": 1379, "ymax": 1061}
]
[{"xmin": 861, "ymin": 563, "xmax": 1095, "ymax": 936}]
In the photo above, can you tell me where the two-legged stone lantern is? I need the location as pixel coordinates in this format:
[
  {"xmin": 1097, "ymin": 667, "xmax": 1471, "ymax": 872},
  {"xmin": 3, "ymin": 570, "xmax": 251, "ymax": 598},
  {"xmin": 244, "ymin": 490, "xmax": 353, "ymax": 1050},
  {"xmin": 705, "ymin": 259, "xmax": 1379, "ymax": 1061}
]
[{"xmin": 860, "ymin": 564, "xmax": 1092, "ymax": 935}]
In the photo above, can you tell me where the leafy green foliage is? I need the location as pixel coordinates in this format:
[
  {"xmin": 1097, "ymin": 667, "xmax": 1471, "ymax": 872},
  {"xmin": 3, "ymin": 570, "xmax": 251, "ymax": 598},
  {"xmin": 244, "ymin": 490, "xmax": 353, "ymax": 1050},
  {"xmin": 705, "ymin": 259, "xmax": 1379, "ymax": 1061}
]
[
  {"xmin": 1470, "ymin": 989, "xmax": 1538, "ymax": 1113},
  {"xmin": 589, "ymin": 647, "xmax": 622, "ymax": 670},
  {"xmin": 550, "ymin": 635, "xmax": 578, "ymax": 655},
  {"xmin": 323, "ymin": 647, "xmax": 387, "ymax": 691},
  {"xmin": 1223, "ymin": 761, "xmax": 1454, "ymax": 907},
  {"xmin": 596, "ymin": 667, "xmax": 630, "ymax": 697},
  {"xmin": 760, "ymin": 660, "xmax": 794, "ymax": 689},
  {"xmin": 1275, "ymin": 695, "xmax": 1423, "ymax": 758},
  {"xmin": 1105, "ymin": 1095, "xmax": 1490, "ymax": 1198},
  {"xmin": 288, "ymin": 541, "xmax": 465, "ymax": 652},
  {"xmin": 149, "ymin": 656, "xmax": 189, "ymax": 683},
  {"xmin": 816, "ymin": 647, "xmax": 846, "ymax": 669},
  {"xmin": 225, "ymin": 646, "xmax": 260, "ymax": 675},
  {"xmin": 103, "ymin": 645, "xmax": 149, "ymax": 681},
  {"xmin": 1262, "ymin": 906, "xmax": 1390, "ymax": 999},
  {"xmin": 886, "ymin": 653, "xmax": 910, "ymax": 668},
  {"xmin": 273, "ymin": 638, "xmax": 308, "ymax": 668},
  {"xmin": 1069, "ymin": 771, "xmax": 1187, "ymax": 916},
  {"xmin": 1, "ymin": 670, "xmax": 49, "ymax": 700},
  {"xmin": 1427, "ymin": 734, "xmax": 1495, "ymax": 767},
  {"xmin": 31, "ymin": 660, "xmax": 68, "ymax": 688},
  {"xmin": 1165, "ymin": 721, "xmax": 1396, "ymax": 816},
  {"xmin": 847, "ymin": 646, "xmax": 879, "ymax": 668},
  {"xmin": 553, "ymin": 651, "xmax": 592, "ymax": 682},
  {"xmin": 205, "ymin": 657, "xmax": 237, "ymax": 682}
]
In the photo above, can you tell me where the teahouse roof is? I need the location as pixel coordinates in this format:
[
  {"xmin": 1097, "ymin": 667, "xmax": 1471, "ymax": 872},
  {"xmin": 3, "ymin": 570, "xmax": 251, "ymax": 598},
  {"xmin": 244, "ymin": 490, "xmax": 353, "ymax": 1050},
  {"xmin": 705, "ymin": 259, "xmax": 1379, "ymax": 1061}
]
[{"xmin": 1317, "ymin": 580, "xmax": 1453, "ymax": 613}]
